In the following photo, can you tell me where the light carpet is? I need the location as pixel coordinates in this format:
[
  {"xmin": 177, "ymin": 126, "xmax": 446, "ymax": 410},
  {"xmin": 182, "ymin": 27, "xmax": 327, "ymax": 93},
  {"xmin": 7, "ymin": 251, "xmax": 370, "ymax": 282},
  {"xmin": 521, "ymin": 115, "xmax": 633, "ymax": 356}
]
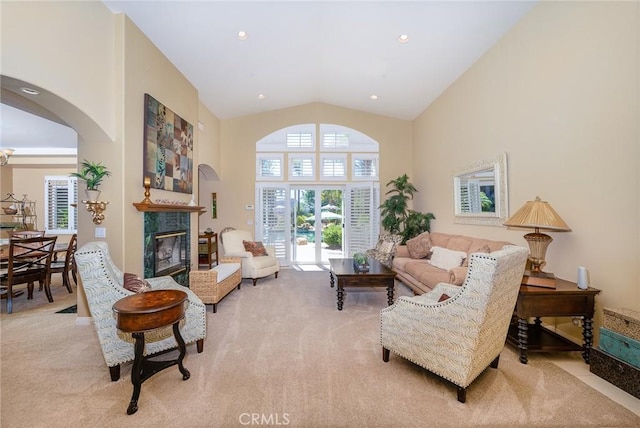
[{"xmin": 1, "ymin": 269, "xmax": 639, "ymax": 427}]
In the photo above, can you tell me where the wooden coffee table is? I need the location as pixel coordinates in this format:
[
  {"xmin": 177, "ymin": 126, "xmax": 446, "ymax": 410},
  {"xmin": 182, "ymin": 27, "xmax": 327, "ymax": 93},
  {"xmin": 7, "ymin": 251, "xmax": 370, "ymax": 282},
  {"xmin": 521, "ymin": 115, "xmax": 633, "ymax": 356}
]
[{"xmin": 329, "ymin": 258, "xmax": 397, "ymax": 310}]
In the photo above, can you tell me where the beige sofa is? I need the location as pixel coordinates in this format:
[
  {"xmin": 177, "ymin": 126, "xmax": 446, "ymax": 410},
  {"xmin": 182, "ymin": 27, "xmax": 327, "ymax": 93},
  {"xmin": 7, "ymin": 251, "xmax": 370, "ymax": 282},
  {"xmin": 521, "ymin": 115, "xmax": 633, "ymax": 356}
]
[{"xmin": 392, "ymin": 232, "xmax": 513, "ymax": 295}]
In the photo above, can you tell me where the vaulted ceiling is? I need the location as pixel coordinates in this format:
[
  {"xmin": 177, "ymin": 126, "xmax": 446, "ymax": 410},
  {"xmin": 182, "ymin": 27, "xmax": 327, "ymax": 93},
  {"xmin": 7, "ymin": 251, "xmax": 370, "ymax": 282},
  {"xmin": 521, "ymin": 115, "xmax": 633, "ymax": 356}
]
[{"xmin": 1, "ymin": 1, "xmax": 537, "ymax": 152}]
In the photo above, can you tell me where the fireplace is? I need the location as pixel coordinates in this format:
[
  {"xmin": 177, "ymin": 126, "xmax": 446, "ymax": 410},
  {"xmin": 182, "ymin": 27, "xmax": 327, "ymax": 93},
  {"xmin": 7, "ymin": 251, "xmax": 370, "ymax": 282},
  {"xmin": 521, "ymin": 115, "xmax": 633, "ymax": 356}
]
[{"xmin": 153, "ymin": 230, "xmax": 187, "ymax": 277}]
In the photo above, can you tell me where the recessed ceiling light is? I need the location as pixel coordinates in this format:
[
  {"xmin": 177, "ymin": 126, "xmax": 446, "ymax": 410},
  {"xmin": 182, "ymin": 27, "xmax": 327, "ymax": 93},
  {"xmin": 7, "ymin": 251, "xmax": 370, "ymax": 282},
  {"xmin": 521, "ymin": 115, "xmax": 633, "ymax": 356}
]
[
  {"xmin": 238, "ymin": 31, "xmax": 248, "ymax": 41},
  {"xmin": 370, "ymin": 95, "xmax": 378, "ymax": 100},
  {"xmin": 20, "ymin": 87, "xmax": 40, "ymax": 95},
  {"xmin": 398, "ymin": 34, "xmax": 409, "ymax": 43},
  {"xmin": 258, "ymin": 94, "xmax": 265, "ymax": 100}
]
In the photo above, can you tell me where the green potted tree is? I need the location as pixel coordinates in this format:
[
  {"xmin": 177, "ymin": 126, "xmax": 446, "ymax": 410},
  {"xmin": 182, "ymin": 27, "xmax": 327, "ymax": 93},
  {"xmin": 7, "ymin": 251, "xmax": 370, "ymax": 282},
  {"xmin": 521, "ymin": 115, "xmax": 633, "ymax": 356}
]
[
  {"xmin": 70, "ymin": 159, "xmax": 111, "ymax": 201},
  {"xmin": 379, "ymin": 174, "xmax": 435, "ymax": 244}
]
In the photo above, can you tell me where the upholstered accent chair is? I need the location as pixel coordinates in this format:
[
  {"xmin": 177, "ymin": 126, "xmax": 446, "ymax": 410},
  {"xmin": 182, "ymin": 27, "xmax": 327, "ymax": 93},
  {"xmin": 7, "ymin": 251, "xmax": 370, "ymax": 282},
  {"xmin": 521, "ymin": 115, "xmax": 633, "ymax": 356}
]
[
  {"xmin": 75, "ymin": 241, "xmax": 206, "ymax": 381},
  {"xmin": 221, "ymin": 229, "xmax": 279, "ymax": 286},
  {"xmin": 366, "ymin": 233, "xmax": 402, "ymax": 268},
  {"xmin": 380, "ymin": 245, "xmax": 528, "ymax": 403}
]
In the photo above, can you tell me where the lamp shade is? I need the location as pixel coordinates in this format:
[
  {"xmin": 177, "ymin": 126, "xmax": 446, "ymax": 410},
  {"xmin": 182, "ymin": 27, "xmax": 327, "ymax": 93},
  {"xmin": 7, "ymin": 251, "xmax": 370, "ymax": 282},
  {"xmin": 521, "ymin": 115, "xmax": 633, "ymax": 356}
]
[{"xmin": 504, "ymin": 196, "xmax": 571, "ymax": 232}]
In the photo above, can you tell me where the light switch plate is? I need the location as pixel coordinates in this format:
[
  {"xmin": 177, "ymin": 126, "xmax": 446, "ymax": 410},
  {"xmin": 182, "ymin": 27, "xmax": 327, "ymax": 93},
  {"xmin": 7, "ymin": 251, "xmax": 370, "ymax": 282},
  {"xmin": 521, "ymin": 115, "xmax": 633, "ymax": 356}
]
[{"xmin": 95, "ymin": 227, "xmax": 106, "ymax": 238}]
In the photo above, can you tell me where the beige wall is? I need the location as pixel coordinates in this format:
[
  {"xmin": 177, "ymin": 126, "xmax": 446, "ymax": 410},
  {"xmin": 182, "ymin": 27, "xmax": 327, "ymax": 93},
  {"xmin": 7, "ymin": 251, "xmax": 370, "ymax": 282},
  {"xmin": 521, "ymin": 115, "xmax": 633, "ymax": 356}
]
[
  {"xmin": 119, "ymin": 14, "xmax": 200, "ymax": 275},
  {"xmin": 413, "ymin": 1, "xmax": 640, "ymax": 339},
  {"xmin": 1, "ymin": 1, "xmax": 115, "ymax": 142},
  {"xmin": 214, "ymin": 102, "xmax": 412, "ymax": 234}
]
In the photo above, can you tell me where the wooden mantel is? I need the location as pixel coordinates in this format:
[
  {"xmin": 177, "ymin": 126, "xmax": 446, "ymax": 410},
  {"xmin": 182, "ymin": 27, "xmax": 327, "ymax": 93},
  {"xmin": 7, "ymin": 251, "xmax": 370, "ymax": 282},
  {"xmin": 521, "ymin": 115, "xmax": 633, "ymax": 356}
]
[{"xmin": 133, "ymin": 202, "xmax": 206, "ymax": 214}]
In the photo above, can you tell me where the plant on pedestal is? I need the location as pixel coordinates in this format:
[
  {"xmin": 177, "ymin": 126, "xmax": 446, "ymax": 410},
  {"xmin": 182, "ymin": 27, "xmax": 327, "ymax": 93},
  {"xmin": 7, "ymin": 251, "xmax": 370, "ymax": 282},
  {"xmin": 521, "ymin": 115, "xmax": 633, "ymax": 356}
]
[{"xmin": 70, "ymin": 160, "xmax": 111, "ymax": 201}]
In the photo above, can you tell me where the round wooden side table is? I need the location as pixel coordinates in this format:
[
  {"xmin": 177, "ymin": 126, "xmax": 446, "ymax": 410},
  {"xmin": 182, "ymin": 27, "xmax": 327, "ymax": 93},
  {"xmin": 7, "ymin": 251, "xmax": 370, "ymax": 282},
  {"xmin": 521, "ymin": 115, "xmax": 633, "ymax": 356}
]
[{"xmin": 113, "ymin": 289, "xmax": 190, "ymax": 415}]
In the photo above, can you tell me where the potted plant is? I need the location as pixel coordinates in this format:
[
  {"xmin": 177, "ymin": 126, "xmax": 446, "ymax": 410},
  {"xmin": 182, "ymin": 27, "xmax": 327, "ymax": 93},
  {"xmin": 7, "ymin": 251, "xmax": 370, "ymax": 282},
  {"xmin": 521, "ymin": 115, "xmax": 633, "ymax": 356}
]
[
  {"xmin": 379, "ymin": 174, "xmax": 435, "ymax": 244},
  {"xmin": 70, "ymin": 159, "xmax": 111, "ymax": 201},
  {"xmin": 353, "ymin": 252, "xmax": 369, "ymax": 272}
]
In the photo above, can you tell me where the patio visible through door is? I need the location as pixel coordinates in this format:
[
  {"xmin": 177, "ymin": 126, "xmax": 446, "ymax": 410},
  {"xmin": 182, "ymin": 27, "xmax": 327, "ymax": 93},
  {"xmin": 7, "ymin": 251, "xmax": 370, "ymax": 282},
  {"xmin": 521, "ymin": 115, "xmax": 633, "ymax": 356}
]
[{"xmin": 291, "ymin": 188, "xmax": 344, "ymax": 264}]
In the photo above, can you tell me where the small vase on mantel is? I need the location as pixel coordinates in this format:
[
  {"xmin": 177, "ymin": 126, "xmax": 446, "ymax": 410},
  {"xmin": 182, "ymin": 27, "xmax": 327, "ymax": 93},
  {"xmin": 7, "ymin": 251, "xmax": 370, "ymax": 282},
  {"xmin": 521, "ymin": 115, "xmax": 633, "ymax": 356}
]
[{"xmin": 85, "ymin": 189, "xmax": 101, "ymax": 202}]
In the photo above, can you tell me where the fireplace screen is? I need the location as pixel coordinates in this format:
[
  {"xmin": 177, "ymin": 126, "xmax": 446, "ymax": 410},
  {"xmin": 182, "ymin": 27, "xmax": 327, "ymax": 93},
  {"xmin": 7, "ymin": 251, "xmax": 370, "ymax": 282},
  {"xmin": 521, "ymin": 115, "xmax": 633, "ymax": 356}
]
[{"xmin": 153, "ymin": 230, "xmax": 187, "ymax": 277}]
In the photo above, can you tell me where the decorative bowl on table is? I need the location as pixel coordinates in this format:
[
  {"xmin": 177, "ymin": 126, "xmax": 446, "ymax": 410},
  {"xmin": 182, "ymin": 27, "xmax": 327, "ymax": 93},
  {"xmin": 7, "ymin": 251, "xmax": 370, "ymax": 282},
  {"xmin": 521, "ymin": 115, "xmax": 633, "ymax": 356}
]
[{"xmin": 3, "ymin": 207, "xmax": 18, "ymax": 215}]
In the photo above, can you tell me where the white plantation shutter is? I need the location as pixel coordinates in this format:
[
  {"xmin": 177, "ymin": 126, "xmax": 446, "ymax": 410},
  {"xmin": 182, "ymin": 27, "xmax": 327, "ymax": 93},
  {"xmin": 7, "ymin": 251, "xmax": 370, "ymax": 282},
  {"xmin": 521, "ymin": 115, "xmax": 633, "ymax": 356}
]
[
  {"xmin": 45, "ymin": 176, "xmax": 78, "ymax": 233},
  {"xmin": 461, "ymin": 180, "xmax": 481, "ymax": 213},
  {"xmin": 322, "ymin": 132, "xmax": 349, "ymax": 149},
  {"xmin": 288, "ymin": 155, "xmax": 315, "ymax": 180},
  {"xmin": 320, "ymin": 155, "xmax": 346, "ymax": 180},
  {"xmin": 256, "ymin": 184, "xmax": 289, "ymax": 262},
  {"xmin": 256, "ymin": 154, "xmax": 283, "ymax": 180},
  {"xmin": 345, "ymin": 183, "xmax": 379, "ymax": 256},
  {"xmin": 352, "ymin": 155, "xmax": 379, "ymax": 180},
  {"xmin": 286, "ymin": 132, "xmax": 313, "ymax": 149}
]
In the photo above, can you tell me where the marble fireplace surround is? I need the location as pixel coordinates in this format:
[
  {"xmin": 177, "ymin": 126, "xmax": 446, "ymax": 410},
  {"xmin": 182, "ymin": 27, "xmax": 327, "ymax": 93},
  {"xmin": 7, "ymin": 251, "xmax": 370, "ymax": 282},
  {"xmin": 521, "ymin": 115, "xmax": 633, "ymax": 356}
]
[{"xmin": 133, "ymin": 203, "xmax": 205, "ymax": 286}]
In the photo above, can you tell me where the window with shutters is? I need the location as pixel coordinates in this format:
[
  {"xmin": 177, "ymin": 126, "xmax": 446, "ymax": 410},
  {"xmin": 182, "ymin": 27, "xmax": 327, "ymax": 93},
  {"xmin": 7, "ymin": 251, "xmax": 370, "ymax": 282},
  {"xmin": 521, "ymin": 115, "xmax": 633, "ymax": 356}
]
[
  {"xmin": 255, "ymin": 123, "xmax": 380, "ymax": 265},
  {"xmin": 320, "ymin": 155, "xmax": 346, "ymax": 180},
  {"xmin": 322, "ymin": 132, "xmax": 349, "ymax": 150},
  {"xmin": 256, "ymin": 154, "xmax": 284, "ymax": 180},
  {"xmin": 352, "ymin": 154, "xmax": 379, "ymax": 180},
  {"xmin": 44, "ymin": 176, "xmax": 78, "ymax": 234},
  {"xmin": 286, "ymin": 131, "xmax": 314, "ymax": 150},
  {"xmin": 345, "ymin": 183, "xmax": 380, "ymax": 256},
  {"xmin": 288, "ymin": 154, "xmax": 315, "ymax": 180}
]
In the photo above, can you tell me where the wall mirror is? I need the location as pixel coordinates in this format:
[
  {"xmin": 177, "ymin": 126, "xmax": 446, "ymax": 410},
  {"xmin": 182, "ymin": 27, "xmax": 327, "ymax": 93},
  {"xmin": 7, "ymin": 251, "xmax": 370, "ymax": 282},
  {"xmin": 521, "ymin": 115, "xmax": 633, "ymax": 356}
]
[{"xmin": 453, "ymin": 152, "xmax": 508, "ymax": 226}]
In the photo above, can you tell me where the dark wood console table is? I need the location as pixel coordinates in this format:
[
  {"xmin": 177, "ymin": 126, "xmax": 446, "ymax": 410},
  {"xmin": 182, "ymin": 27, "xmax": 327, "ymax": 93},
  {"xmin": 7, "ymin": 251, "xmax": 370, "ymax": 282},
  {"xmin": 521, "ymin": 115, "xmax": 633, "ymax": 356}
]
[
  {"xmin": 113, "ymin": 289, "xmax": 190, "ymax": 415},
  {"xmin": 506, "ymin": 278, "xmax": 601, "ymax": 364}
]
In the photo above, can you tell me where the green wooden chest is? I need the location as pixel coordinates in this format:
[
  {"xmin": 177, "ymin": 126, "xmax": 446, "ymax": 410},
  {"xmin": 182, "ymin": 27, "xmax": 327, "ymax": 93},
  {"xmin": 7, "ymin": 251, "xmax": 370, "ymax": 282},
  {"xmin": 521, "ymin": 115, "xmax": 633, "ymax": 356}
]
[{"xmin": 598, "ymin": 327, "xmax": 640, "ymax": 369}]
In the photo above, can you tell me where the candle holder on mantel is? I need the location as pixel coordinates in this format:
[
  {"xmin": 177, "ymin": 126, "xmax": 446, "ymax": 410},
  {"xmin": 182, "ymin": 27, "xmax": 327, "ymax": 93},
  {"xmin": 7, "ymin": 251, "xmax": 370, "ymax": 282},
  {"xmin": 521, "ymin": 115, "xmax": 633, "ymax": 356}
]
[{"xmin": 139, "ymin": 176, "xmax": 153, "ymax": 204}]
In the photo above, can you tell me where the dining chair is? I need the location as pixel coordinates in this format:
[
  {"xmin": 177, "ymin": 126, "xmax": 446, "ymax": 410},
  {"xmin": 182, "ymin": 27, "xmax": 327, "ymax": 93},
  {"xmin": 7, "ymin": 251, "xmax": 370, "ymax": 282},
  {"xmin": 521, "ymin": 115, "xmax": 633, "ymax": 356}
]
[
  {"xmin": 0, "ymin": 236, "xmax": 57, "ymax": 314},
  {"xmin": 50, "ymin": 234, "xmax": 77, "ymax": 294}
]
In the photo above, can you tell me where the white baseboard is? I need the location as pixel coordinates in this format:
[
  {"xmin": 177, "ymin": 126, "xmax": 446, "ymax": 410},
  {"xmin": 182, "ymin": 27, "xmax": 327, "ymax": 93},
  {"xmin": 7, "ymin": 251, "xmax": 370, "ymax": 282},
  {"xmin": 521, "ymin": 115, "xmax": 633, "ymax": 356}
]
[{"xmin": 75, "ymin": 316, "xmax": 93, "ymax": 326}]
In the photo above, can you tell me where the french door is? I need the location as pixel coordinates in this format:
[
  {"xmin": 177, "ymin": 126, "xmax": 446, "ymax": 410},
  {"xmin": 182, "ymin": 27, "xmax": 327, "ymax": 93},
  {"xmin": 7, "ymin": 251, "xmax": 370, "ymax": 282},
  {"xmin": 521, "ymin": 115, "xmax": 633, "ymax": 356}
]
[{"xmin": 256, "ymin": 183, "xmax": 379, "ymax": 266}]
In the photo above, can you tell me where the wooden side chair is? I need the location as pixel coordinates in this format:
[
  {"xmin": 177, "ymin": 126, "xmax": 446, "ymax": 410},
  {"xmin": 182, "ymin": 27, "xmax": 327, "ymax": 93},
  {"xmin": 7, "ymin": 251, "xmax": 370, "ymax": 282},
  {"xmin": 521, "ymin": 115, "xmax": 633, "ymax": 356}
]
[
  {"xmin": 0, "ymin": 236, "xmax": 58, "ymax": 314},
  {"xmin": 50, "ymin": 234, "xmax": 77, "ymax": 294}
]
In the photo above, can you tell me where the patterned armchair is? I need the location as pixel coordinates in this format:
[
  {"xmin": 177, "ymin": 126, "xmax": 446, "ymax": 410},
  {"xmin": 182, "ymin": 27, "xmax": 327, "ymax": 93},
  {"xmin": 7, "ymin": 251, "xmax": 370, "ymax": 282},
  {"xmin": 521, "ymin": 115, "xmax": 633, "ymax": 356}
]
[
  {"xmin": 366, "ymin": 233, "xmax": 402, "ymax": 268},
  {"xmin": 380, "ymin": 245, "xmax": 528, "ymax": 403},
  {"xmin": 75, "ymin": 242, "xmax": 206, "ymax": 381}
]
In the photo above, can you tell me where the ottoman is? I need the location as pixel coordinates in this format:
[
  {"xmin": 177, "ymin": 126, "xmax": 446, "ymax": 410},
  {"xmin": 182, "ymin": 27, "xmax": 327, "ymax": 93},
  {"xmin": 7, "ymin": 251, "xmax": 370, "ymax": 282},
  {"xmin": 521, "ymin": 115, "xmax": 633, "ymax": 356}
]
[{"xmin": 189, "ymin": 258, "xmax": 241, "ymax": 313}]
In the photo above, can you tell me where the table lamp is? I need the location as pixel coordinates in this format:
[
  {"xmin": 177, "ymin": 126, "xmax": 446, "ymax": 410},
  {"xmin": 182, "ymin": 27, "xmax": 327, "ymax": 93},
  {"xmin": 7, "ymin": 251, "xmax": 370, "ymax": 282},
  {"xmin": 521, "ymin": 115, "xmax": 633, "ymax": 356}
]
[{"xmin": 504, "ymin": 196, "xmax": 571, "ymax": 287}]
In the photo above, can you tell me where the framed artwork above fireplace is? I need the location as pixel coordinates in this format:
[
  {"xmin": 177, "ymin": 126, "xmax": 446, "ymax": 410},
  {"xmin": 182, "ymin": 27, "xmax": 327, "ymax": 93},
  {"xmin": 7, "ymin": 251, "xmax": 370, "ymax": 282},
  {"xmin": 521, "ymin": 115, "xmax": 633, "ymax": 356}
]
[{"xmin": 143, "ymin": 93, "xmax": 194, "ymax": 194}]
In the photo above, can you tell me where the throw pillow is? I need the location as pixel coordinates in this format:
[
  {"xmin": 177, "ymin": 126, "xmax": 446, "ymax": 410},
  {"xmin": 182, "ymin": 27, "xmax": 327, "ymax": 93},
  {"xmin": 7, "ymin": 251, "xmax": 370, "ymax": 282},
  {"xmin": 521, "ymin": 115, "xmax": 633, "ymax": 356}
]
[
  {"xmin": 438, "ymin": 293, "xmax": 450, "ymax": 302},
  {"xmin": 123, "ymin": 273, "xmax": 152, "ymax": 293},
  {"xmin": 463, "ymin": 243, "xmax": 491, "ymax": 267},
  {"xmin": 429, "ymin": 246, "xmax": 467, "ymax": 271},
  {"xmin": 243, "ymin": 240, "xmax": 268, "ymax": 257},
  {"xmin": 406, "ymin": 232, "xmax": 432, "ymax": 259}
]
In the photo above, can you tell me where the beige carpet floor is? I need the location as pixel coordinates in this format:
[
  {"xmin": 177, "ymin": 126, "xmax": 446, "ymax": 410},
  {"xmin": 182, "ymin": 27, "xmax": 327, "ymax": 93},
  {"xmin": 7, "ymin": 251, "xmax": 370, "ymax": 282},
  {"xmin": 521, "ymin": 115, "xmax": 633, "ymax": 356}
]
[{"xmin": 1, "ymin": 269, "xmax": 639, "ymax": 427}]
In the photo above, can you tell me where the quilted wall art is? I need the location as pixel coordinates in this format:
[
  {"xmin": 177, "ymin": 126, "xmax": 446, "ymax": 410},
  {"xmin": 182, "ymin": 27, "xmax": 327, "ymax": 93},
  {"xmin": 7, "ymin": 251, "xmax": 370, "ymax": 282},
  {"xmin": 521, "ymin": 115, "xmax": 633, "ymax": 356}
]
[{"xmin": 143, "ymin": 93, "xmax": 194, "ymax": 194}]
